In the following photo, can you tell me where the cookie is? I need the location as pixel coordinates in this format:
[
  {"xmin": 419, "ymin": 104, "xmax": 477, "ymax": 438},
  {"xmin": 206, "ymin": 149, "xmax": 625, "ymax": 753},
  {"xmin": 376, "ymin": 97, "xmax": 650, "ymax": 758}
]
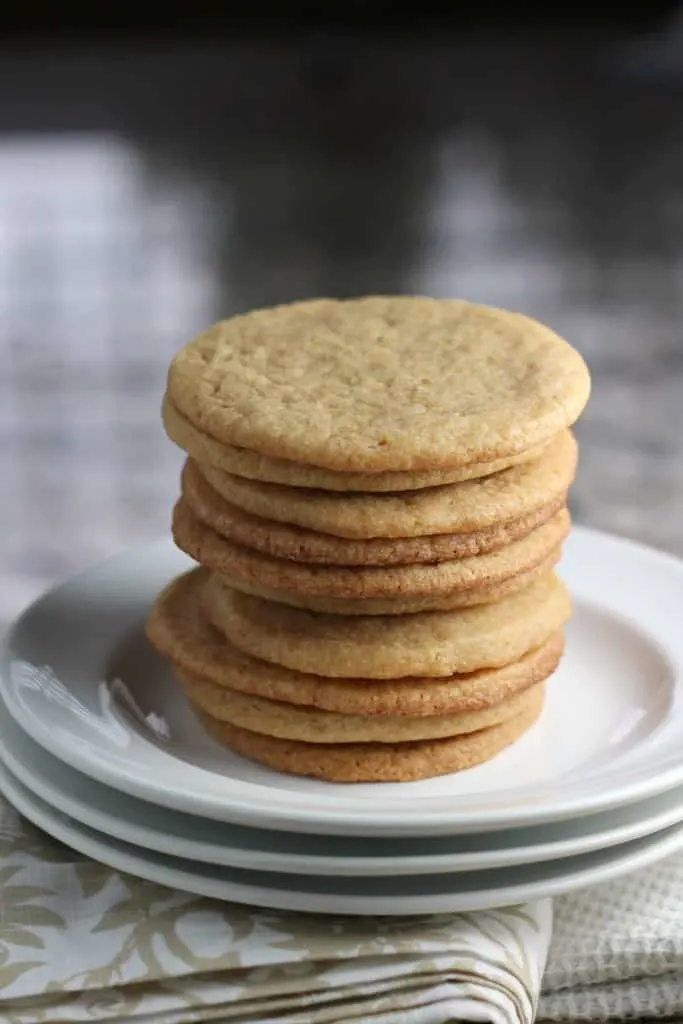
[
  {"xmin": 182, "ymin": 459, "xmax": 568, "ymax": 566},
  {"xmin": 222, "ymin": 550, "xmax": 561, "ymax": 614},
  {"xmin": 197, "ymin": 431, "xmax": 577, "ymax": 540},
  {"xmin": 167, "ymin": 297, "xmax": 590, "ymax": 472},
  {"xmin": 193, "ymin": 685, "xmax": 545, "ymax": 782},
  {"xmin": 172, "ymin": 500, "xmax": 570, "ymax": 599},
  {"xmin": 146, "ymin": 568, "xmax": 564, "ymax": 716},
  {"xmin": 179, "ymin": 672, "xmax": 545, "ymax": 743},
  {"xmin": 203, "ymin": 571, "xmax": 571, "ymax": 678},
  {"xmin": 163, "ymin": 395, "xmax": 553, "ymax": 492}
]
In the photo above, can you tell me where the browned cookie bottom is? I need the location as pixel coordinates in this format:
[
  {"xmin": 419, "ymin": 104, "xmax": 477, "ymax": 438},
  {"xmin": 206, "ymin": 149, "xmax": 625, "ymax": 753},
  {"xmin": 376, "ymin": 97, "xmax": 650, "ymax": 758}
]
[{"xmin": 193, "ymin": 684, "xmax": 545, "ymax": 783}]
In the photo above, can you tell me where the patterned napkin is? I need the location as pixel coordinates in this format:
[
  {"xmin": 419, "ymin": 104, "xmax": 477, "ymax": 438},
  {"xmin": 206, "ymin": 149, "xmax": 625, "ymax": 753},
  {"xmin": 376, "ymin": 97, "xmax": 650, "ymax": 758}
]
[
  {"xmin": 0, "ymin": 794, "xmax": 550, "ymax": 1024},
  {"xmin": 1, "ymin": 791, "xmax": 682, "ymax": 1024}
]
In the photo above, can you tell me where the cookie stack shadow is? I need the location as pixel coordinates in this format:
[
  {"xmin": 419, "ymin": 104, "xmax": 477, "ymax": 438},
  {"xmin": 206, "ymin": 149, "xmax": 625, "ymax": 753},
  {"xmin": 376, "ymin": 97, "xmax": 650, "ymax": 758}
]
[{"xmin": 147, "ymin": 298, "xmax": 589, "ymax": 783}]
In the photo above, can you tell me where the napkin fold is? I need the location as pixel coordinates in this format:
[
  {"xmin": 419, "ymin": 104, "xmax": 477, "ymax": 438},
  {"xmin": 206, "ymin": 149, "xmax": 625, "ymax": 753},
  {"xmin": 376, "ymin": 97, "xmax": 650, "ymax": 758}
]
[
  {"xmin": 0, "ymin": 795, "xmax": 549, "ymax": 1024},
  {"xmin": 2, "ymin": 791, "xmax": 683, "ymax": 1024}
]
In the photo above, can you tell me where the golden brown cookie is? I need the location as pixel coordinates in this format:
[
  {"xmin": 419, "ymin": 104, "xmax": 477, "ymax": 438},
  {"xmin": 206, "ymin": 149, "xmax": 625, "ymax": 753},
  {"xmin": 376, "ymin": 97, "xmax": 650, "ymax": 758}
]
[
  {"xmin": 204, "ymin": 571, "xmax": 571, "ymax": 678},
  {"xmin": 197, "ymin": 431, "xmax": 577, "ymax": 540},
  {"xmin": 172, "ymin": 500, "xmax": 570, "ymax": 599},
  {"xmin": 224, "ymin": 550, "xmax": 562, "ymax": 614},
  {"xmin": 167, "ymin": 297, "xmax": 590, "ymax": 472},
  {"xmin": 163, "ymin": 395, "xmax": 554, "ymax": 492},
  {"xmin": 180, "ymin": 672, "xmax": 545, "ymax": 743},
  {"xmin": 182, "ymin": 459, "xmax": 568, "ymax": 565},
  {"xmin": 146, "ymin": 568, "xmax": 564, "ymax": 716},
  {"xmin": 193, "ymin": 684, "xmax": 545, "ymax": 782}
]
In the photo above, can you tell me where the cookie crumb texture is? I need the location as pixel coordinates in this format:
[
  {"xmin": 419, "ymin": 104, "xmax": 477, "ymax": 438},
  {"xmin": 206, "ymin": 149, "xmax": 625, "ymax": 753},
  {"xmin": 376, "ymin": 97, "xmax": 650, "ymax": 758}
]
[
  {"xmin": 162, "ymin": 394, "xmax": 551, "ymax": 491},
  {"xmin": 167, "ymin": 297, "xmax": 590, "ymax": 472},
  {"xmin": 194, "ymin": 688, "xmax": 545, "ymax": 783},
  {"xmin": 145, "ymin": 568, "xmax": 564, "ymax": 717},
  {"xmin": 182, "ymin": 456, "xmax": 568, "ymax": 565},
  {"xmin": 172, "ymin": 499, "xmax": 570, "ymax": 599},
  {"xmin": 194, "ymin": 430, "xmax": 577, "ymax": 541},
  {"xmin": 204, "ymin": 571, "xmax": 571, "ymax": 679},
  {"xmin": 180, "ymin": 673, "xmax": 544, "ymax": 744}
]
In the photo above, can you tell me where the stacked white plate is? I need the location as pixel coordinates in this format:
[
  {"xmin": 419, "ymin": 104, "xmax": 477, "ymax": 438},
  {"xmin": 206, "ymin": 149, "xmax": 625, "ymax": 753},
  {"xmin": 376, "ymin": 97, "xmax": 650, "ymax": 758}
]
[{"xmin": 2, "ymin": 526, "xmax": 683, "ymax": 915}]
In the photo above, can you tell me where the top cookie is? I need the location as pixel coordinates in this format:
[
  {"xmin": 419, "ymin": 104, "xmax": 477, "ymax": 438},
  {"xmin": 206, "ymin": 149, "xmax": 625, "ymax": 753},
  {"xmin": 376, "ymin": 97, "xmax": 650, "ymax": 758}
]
[{"xmin": 167, "ymin": 297, "xmax": 590, "ymax": 473}]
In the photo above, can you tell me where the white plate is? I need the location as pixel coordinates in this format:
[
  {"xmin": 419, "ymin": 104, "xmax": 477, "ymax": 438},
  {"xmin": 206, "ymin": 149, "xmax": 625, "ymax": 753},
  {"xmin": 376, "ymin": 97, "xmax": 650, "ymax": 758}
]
[
  {"xmin": 4, "ymin": 696, "xmax": 683, "ymax": 876},
  {"xmin": 1, "ymin": 528, "xmax": 682, "ymax": 837},
  {"xmin": 4, "ymin": 757, "xmax": 683, "ymax": 916}
]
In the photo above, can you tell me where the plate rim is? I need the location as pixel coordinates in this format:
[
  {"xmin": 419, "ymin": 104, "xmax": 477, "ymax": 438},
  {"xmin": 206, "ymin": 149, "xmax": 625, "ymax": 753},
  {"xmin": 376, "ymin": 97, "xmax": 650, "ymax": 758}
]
[
  {"xmin": 4, "ymin": 695, "xmax": 683, "ymax": 875},
  {"xmin": 3, "ymin": 756, "xmax": 683, "ymax": 916}
]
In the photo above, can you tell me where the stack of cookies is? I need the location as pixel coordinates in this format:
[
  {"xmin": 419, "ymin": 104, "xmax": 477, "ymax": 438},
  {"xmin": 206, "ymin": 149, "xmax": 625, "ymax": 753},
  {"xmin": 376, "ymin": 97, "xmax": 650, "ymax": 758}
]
[{"xmin": 147, "ymin": 297, "xmax": 590, "ymax": 783}]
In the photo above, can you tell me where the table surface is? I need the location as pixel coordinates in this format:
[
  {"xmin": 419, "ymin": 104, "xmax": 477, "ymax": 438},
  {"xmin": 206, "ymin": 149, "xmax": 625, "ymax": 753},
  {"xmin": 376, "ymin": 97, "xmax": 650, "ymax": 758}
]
[{"xmin": 2, "ymin": 28, "xmax": 683, "ymax": 621}]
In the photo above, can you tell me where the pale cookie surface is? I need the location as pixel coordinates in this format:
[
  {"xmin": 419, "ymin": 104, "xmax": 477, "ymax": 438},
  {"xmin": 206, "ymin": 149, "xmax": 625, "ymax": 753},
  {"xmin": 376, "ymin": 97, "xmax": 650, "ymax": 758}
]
[
  {"xmin": 163, "ymin": 395, "xmax": 550, "ymax": 492},
  {"xmin": 173, "ymin": 500, "xmax": 570, "ymax": 598},
  {"xmin": 180, "ymin": 673, "xmax": 545, "ymax": 743},
  {"xmin": 204, "ymin": 571, "xmax": 571, "ymax": 678},
  {"xmin": 167, "ymin": 296, "xmax": 590, "ymax": 471},
  {"xmin": 193, "ymin": 686, "xmax": 545, "ymax": 783},
  {"xmin": 223, "ymin": 551, "xmax": 561, "ymax": 614},
  {"xmin": 146, "ymin": 568, "xmax": 564, "ymax": 716},
  {"xmin": 183, "ymin": 458, "xmax": 566, "ymax": 565},
  {"xmin": 199, "ymin": 431, "xmax": 577, "ymax": 539}
]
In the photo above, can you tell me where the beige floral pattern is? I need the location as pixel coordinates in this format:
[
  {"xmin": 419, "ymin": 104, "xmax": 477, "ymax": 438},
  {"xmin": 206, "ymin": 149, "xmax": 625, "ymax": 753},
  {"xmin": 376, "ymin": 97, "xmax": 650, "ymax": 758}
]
[{"xmin": 0, "ymin": 794, "xmax": 552, "ymax": 1023}]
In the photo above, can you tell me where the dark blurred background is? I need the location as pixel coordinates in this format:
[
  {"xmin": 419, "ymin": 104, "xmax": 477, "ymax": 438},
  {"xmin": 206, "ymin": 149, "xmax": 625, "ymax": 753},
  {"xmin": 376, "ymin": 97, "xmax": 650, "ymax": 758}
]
[{"xmin": 2, "ymin": 6, "xmax": 683, "ymax": 619}]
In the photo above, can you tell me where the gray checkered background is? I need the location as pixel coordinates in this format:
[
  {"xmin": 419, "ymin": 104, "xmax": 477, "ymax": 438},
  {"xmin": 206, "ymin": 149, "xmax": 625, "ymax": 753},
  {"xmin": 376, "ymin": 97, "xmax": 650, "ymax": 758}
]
[{"xmin": 2, "ymin": 37, "xmax": 683, "ymax": 622}]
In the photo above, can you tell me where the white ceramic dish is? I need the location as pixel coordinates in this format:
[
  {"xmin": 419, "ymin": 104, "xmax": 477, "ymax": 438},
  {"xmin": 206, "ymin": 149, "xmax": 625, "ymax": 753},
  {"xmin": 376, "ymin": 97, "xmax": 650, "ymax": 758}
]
[
  {"xmin": 4, "ymin": 757, "xmax": 683, "ymax": 916},
  {"xmin": 1, "ymin": 527, "xmax": 681, "ymax": 837},
  {"xmin": 3, "ymin": 697, "xmax": 683, "ymax": 876}
]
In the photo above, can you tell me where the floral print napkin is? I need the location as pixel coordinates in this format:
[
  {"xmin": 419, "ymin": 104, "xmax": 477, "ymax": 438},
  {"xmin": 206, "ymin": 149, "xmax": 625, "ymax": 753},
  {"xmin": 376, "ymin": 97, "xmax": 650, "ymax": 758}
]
[{"xmin": 0, "ymin": 795, "xmax": 551, "ymax": 1024}]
